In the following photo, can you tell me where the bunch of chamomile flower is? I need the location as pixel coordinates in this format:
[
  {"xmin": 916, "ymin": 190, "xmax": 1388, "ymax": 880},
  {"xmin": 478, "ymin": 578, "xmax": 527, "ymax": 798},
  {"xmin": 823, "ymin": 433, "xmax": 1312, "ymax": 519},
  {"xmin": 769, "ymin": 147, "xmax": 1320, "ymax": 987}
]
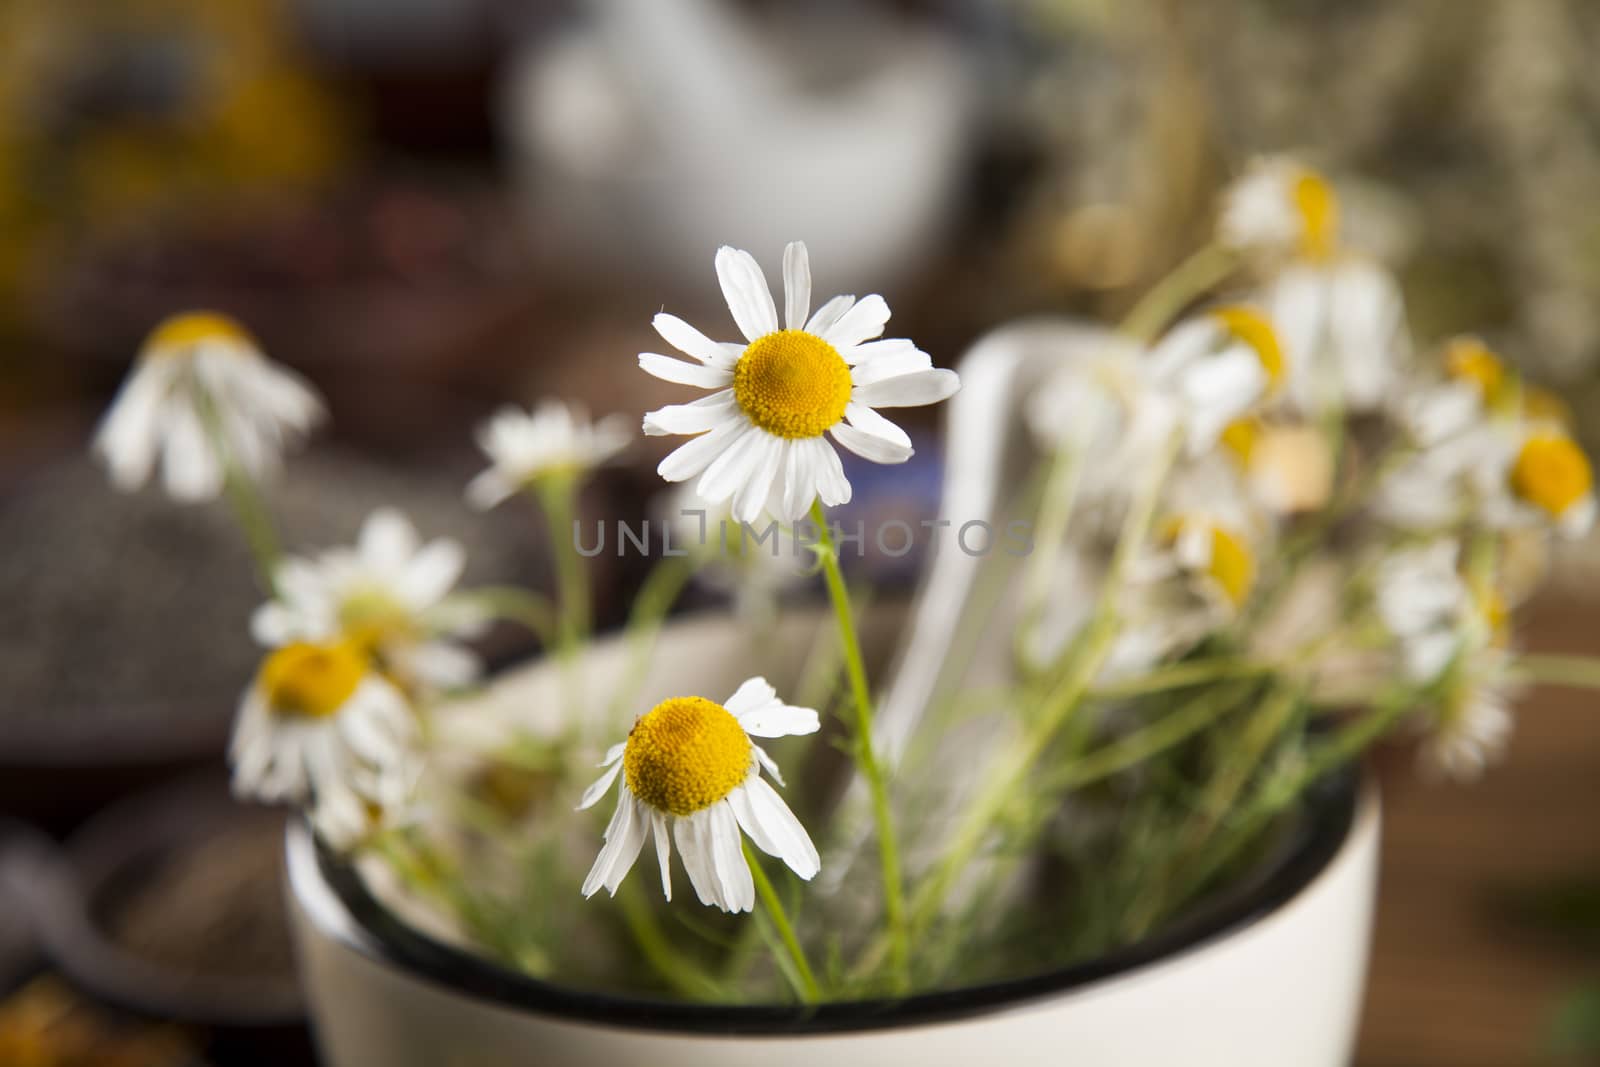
[{"xmin": 91, "ymin": 165, "xmax": 1600, "ymax": 1002}]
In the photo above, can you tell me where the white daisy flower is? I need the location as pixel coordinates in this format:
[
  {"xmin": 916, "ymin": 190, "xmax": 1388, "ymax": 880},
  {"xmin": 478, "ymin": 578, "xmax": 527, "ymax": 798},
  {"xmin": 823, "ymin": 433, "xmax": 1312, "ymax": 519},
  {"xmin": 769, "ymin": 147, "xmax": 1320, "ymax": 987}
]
[
  {"xmin": 1419, "ymin": 653, "xmax": 1516, "ymax": 783},
  {"xmin": 1218, "ymin": 156, "xmax": 1340, "ymax": 261},
  {"xmin": 640, "ymin": 242, "xmax": 959, "ymax": 523},
  {"xmin": 92, "ymin": 311, "xmax": 324, "ymax": 501},
  {"xmin": 466, "ymin": 400, "xmax": 631, "ymax": 511},
  {"xmin": 1482, "ymin": 425, "xmax": 1597, "ymax": 539},
  {"xmin": 1145, "ymin": 305, "xmax": 1281, "ymax": 455},
  {"xmin": 252, "ymin": 508, "xmax": 487, "ymax": 693},
  {"xmin": 1374, "ymin": 540, "xmax": 1470, "ymax": 684},
  {"xmin": 229, "ymin": 640, "xmax": 417, "ymax": 849},
  {"xmin": 578, "ymin": 677, "xmax": 821, "ymax": 913}
]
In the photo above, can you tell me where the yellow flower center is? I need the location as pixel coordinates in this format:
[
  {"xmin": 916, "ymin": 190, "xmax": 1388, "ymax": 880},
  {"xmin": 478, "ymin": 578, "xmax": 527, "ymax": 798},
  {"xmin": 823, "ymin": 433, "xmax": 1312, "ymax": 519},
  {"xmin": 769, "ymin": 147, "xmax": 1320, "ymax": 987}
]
[
  {"xmin": 623, "ymin": 697, "xmax": 752, "ymax": 816},
  {"xmin": 1206, "ymin": 526, "xmax": 1255, "ymax": 607},
  {"xmin": 1210, "ymin": 306, "xmax": 1285, "ymax": 389},
  {"xmin": 732, "ymin": 330, "xmax": 853, "ymax": 439},
  {"xmin": 143, "ymin": 311, "xmax": 254, "ymax": 359},
  {"xmin": 258, "ymin": 641, "xmax": 367, "ymax": 719},
  {"xmin": 1220, "ymin": 417, "xmax": 1260, "ymax": 465},
  {"xmin": 1510, "ymin": 432, "xmax": 1593, "ymax": 518},
  {"xmin": 1292, "ymin": 170, "xmax": 1339, "ymax": 260},
  {"xmin": 1443, "ymin": 336, "xmax": 1506, "ymax": 403}
]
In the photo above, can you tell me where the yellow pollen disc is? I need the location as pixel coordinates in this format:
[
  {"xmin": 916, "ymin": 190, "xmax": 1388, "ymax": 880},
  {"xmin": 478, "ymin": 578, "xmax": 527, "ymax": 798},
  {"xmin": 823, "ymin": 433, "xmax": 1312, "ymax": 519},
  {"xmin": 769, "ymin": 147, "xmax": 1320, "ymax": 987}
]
[
  {"xmin": 1510, "ymin": 432, "xmax": 1594, "ymax": 518},
  {"xmin": 1211, "ymin": 306, "xmax": 1286, "ymax": 389},
  {"xmin": 1205, "ymin": 525, "xmax": 1255, "ymax": 606},
  {"xmin": 258, "ymin": 642, "xmax": 366, "ymax": 719},
  {"xmin": 732, "ymin": 330, "xmax": 853, "ymax": 439},
  {"xmin": 624, "ymin": 697, "xmax": 752, "ymax": 816},
  {"xmin": 1443, "ymin": 336, "xmax": 1506, "ymax": 403},
  {"xmin": 1220, "ymin": 417, "xmax": 1260, "ymax": 465},
  {"xmin": 143, "ymin": 311, "xmax": 254, "ymax": 359},
  {"xmin": 1292, "ymin": 170, "xmax": 1339, "ymax": 260}
]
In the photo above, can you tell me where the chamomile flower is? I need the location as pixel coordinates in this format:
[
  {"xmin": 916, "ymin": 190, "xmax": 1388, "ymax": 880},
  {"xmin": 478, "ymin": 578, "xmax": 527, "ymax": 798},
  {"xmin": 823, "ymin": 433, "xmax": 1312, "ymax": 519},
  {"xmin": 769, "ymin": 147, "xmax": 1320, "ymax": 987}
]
[
  {"xmin": 252, "ymin": 508, "xmax": 488, "ymax": 693},
  {"xmin": 1218, "ymin": 157, "xmax": 1340, "ymax": 261},
  {"xmin": 1419, "ymin": 652, "xmax": 1517, "ymax": 782},
  {"xmin": 229, "ymin": 640, "xmax": 417, "ymax": 849},
  {"xmin": 1494, "ymin": 426, "xmax": 1597, "ymax": 538},
  {"xmin": 1145, "ymin": 305, "xmax": 1282, "ymax": 455},
  {"xmin": 641, "ymin": 242, "xmax": 959, "ymax": 523},
  {"xmin": 579, "ymin": 677, "xmax": 820, "ymax": 913},
  {"xmin": 92, "ymin": 311, "xmax": 323, "ymax": 501},
  {"xmin": 1374, "ymin": 540, "xmax": 1471, "ymax": 684},
  {"xmin": 466, "ymin": 400, "xmax": 631, "ymax": 511}
]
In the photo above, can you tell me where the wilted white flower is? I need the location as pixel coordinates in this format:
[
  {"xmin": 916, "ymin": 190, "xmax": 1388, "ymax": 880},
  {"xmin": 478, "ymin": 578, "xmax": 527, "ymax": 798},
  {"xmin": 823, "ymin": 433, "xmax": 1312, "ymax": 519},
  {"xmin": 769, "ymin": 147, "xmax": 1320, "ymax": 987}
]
[
  {"xmin": 252, "ymin": 508, "xmax": 487, "ymax": 693},
  {"xmin": 641, "ymin": 242, "xmax": 959, "ymax": 523},
  {"xmin": 1145, "ymin": 305, "xmax": 1280, "ymax": 455},
  {"xmin": 579, "ymin": 677, "xmax": 820, "ymax": 913},
  {"xmin": 466, "ymin": 400, "xmax": 631, "ymax": 510},
  {"xmin": 1269, "ymin": 258, "xmax": 1409, "ymax": 415},
  {"xmin": 1419, "ymin": 653, "xmax": 1516, "ymax": 783},
  {"xmin": 229, "ymin": 640, "xmax": 417, "ymax": 849},
  {"xmin": 1374, "ymin": 540, "xmax": 1471, "ymax": 684},
  {"xmin": 92, "ymin": 311, "xmax": 323, "ymax": 501}
]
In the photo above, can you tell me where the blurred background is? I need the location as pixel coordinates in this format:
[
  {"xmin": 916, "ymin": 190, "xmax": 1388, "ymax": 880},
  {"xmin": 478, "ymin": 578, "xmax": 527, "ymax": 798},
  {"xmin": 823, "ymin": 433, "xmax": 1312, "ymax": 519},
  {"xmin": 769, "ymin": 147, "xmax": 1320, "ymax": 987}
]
[{"xmin": 1, "ymin": 0, "xmax": 1599, "ymax": 1063}]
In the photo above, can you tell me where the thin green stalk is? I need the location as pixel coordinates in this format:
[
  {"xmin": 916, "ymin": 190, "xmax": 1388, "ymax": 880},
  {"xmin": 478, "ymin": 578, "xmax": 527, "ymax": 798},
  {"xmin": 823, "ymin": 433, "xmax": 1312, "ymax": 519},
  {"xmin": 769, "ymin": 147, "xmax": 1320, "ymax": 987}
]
[
  {"xmin": 616, "ymin": 884, "xmax": 726, "ymax": 1001},
  {"xmin": 455, "ymin": 585, "xmax": 556, "ymax": 645},
  {"xmin": 194, "ymin": 388, "xmax": 282, "ymax": 593},
  {"xmin": 1016, "ymin": 445, "xmax": 1082, "ymax": 670},
  {"xmin": 1086, "ymin": 656, "xmax": 1273, "ymax": 701},
  {"xmin": 905, "ymin": 433, "xmax": 1179, "ymax": 938},
  {"xmin": 536, "ymin": 478, "xmax": 590, "ymax": 649},
  {"xmin": 1507, "ymin": 653, "xmax": 1600, "ymax": 690},
  {"xmin": 745, "ymin": 842, "xmax": 820, "ymax": 1003},
  {"xmin": 1119, "ymin": 244, "xmax": 1238, "ymax": 343},
  {"xmin": 1042, "ymin": 681, "xmax": 1256, "ymax": 793},
  {"xmin": 808, "ymin": 501, "xmax": 908, "ymax": 988}
]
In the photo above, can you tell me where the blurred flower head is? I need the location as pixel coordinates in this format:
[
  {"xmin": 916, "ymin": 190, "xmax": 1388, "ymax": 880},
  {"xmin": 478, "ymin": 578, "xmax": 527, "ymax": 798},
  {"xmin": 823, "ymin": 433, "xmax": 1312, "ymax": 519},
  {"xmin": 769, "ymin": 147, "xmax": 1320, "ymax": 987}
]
[
  {"xmin": 92, "ymin": 311, "xmax": 323, "ymax": 501},
  {"xmin": 466, "ymin": 400, "xmax": 631, "ymax": 510}
]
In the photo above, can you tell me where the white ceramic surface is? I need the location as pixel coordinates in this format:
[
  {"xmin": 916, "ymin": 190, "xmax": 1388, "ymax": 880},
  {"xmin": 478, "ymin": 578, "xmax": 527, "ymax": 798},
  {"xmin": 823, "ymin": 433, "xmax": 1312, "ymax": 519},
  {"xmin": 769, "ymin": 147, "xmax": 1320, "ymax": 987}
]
[{"xmin": 289, "ymin": 773, "xmax": 1376, "ymax": 1067}]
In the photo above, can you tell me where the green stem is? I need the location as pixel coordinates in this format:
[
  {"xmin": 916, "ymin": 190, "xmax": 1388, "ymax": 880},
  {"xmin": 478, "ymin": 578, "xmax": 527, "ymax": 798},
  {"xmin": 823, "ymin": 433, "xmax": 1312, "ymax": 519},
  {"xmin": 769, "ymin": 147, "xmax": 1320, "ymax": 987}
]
[
  {"xmin": 906, "ymin": 433, "xmax": 1179, "ymax": 937},
  {"xmin": 1041, "ymin": 681, "xmax": 1256, "ymax": 793},
  {"xmin": 537, "ymin": 478, "xmax": 590, "ymax": 649},
  {"xmin": 1087, "ymin": 656, "xmax": 1272, "ymax": 701},
  {"xmin": 745, "ymin": 842, "xmax": 820, "ymax": 1003},
  {"xmin": 809, "ymin": 500, "xmax": 908, "ymax": 989},
  {"xmin": 1507, "ymin": 653, "xmax": 1600, "ymax": 690},
  {"xmin": 454, "ymin": 585, "xmax": 556, "ymax": 644},
  {"xmin": 1119, "ymin": 243, "xmax": 1238, "ymax": 343},
  {"xmin": 616, "ymin": 884, "xmax": 725, "ymax": 1001},
  {"xmin": 222, "ymin": 463, "xmax": 283, "ymax": 595},
  {"xmin": 1016, "ymin": 446, "xmax": 1082, "ymax": 671}
]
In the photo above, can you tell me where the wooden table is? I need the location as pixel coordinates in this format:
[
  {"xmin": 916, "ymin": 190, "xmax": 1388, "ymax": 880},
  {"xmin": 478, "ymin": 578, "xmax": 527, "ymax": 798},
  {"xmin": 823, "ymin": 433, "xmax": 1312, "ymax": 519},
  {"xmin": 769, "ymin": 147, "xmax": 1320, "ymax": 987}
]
[{"xmin": 1356, "ymin": 594, "xmax": 1600, "ymax": 1066}]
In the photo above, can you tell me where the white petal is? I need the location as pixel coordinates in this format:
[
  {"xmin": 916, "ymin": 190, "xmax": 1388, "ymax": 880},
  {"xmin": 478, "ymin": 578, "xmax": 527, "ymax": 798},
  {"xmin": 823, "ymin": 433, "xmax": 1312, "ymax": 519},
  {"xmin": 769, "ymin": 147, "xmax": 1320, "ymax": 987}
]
[
  {"xmin": 578, "ymin": 760, "xmax": 623, "ymax": 810},
  {"xmin": 161, "ymin": 403, "xmax": 223, "ymax": 501},
  {"xmin": 805, "ymin": 294, "xmax": 855, "ymax": 337},
  {"xmin": 731, "ymin": 433, "xmax": 784, "ymax": 524},
  {"xmin": 653, "ymin": 313, "xmax": 737, "ymax": 368},
  {"xmin": 600, "ymin": 741, "xmax": 627, "ymax": 767},
  {"xmin": 398, "ymin": 641, "xmax": 482, "ymax": 689},
  {"xmin": 582, "ymin": 790, "xmax": 648, "ymax": 897},
  {"xmin": 695, "ymin": 423, "xmax": 765, "ymax": 504},
  {"xmin": 724, "ymin": 676, "xmax": 778, "ymax": 717},
  {"xmin": 465, "ymin": 468, "xmax": 515, "ymax": 511},
  {"xmin": 643, "ymin": 390, "xmax": 737, "ymax": 436},
  {"xmin": 250, "ymin": 602, "xmax": 300, "ymax": 646},
  {"xmin": 93, "ymin": 363, "xmax": 173, "ymax": 491},
  {"xmin": 652, "ymin": 812, "xmax": 673, "ymax": 901},
  {"xmin": 715, "ymin": 246, "xmax": 779, "ymax": 343},
  {"xmin": 851, "ymin": 368, "xmax": 960, "ymax": 408},
  {"xmin": 831, "ymin": 422, "xmax": 913, "ymax": 464},
  {"xmin": 732, "ymin": 776, "xmax": 819, "ymax": 879},
  {"xmin": 707, "ymin": 801, "xmax": 755, "ymax": 913},
  {"xmin": 360, "ymin": 508, "xmax": 418, "ymax": 572},
  {"xmin": 398, "ymin": 539, "xmax": 465, "ymax": 608},
  {"xmin": 753, "ymin": 744, "xmax": 785, "ymax": 787},
  {"xmin": 823, "ymin": 294, "xmax": 891, "ymax": 349},
  {"xmin": 848, "ymin": 342, "xmax": 932, "ymax": 382},
  {"xmin": 811, "ymin": 439, "xmax": 852, "ymax": 508},
  {"xmin": 736, "ymin": 700, "xmax": 820, "ymax": 739},
  {"xmin": 779, "ymin": 439, "xmax": 816, "ymax": 521},
  {"xmin": 639, "ymin": 352, "xmax": 734, "ymax": 389},
  {"xmin": 657, "ymin": 415, "xmax": 748, "ymax": 483},
  {"xmin": 782, "ymin": 241, "xmax": 811, "ymax": 331},
  {"xmin": 675, "ymin": 810, "xmax": 723, "ymax": 909},
  {"xmin": 843, "ymin": 403, "xmax": 912, "ymax": 449}
]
